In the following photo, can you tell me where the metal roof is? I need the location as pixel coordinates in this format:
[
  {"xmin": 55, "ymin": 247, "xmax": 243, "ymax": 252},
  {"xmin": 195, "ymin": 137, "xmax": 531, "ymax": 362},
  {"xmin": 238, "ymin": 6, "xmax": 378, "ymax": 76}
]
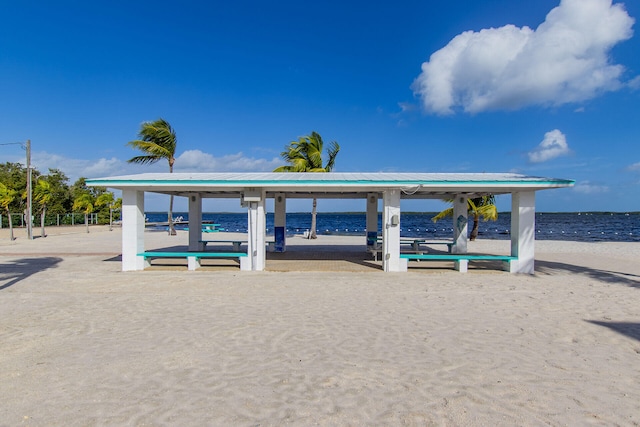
[{"xmin": 86, "ymin": 172, "xmax": 574, "ymax": 198}]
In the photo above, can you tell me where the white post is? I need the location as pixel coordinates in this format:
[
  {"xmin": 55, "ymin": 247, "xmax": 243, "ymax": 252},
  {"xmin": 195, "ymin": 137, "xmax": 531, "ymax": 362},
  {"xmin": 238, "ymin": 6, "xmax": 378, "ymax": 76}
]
[
  {"xmin": 188, "ymin": 193, "xmax": 203, "ymax": 251},
  {"xmin": 382, "ymin": 189, "xmax": 402, "ymax": 272},
  {"xmin": 246, "ymin": 190, "xmax": 266, "ymax": 271},
  {"xmin": 26, "ymin": 139, "xmax": 33, "ymax": 240},
  {"xmin": 452, "ymin": 195, "xmax": 468, "ymax": 254},
  {"xmin": 122, "ymin": 189, "xmax": 145, "ymax": 271},
  {"xmin": 274, "ymin": 192, "xmax": 286, "ymax": 252},
  {"xmin": 366, "ymin": 193, "xmax": 378, "ymax": 248},
  {"xmin": 511, "ymin": 191, "xmax": 536, "ymax": 274}
]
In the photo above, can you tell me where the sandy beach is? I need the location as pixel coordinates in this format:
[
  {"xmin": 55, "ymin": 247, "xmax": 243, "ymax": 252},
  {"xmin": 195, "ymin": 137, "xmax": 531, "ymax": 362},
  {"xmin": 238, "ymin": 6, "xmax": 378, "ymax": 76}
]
[{"xmin": 1, "ymin": 226, "xmax": 639, "ymax": 426}]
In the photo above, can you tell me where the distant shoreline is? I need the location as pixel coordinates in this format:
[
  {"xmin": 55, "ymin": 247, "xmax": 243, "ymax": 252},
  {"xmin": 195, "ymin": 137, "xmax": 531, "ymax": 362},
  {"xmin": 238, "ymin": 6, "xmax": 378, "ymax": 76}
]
[{"xmin": 144, "ymin": 210, "xmax": 640, "ymax": 215}]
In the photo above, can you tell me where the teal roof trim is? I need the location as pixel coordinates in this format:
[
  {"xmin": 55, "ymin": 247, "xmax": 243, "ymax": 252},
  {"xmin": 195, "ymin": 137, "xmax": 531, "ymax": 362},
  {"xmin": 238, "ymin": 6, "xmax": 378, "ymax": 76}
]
[{"xmin": 86, "ymin": 177, "xmax": 575, "ymax": 187}]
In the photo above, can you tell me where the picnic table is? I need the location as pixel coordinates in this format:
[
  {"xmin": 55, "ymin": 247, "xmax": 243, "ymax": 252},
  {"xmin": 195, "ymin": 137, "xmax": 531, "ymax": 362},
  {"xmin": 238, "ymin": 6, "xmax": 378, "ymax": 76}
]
[
  {"xmin": 200, "ymin": 239, "xmax": 246, "ymax": 251},
  {"xmin": 370, "ymin": 237, "xmax": 454, "ymax": 261}
]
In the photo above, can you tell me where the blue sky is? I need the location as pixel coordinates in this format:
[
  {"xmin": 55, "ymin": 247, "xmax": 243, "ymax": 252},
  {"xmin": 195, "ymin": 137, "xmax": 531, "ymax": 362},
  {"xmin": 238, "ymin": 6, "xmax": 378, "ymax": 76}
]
[{"xmin": 1, "ymin": 0, "xmax": 639, "ymax": 213}]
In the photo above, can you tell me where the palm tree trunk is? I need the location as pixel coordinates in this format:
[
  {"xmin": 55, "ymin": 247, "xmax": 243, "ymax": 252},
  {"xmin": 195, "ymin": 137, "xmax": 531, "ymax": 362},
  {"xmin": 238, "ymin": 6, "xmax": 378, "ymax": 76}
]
[
  {"xmin": 470, "ymin": 213, "xmax": 479, "ymax": 241},
  {"xmin": 109, "ymin": 208, "xmax": 113, "ymax": 231},
  {"xmin": 8, "ymin": 210, "xmax": 14, "ymax": 241},
  {"xmin": 309, "ymin": 198, "xmax": 318, "ymax": 239},
  {"xmin": 85, "ymin": 213, "xmax": 89, "ymax": 233},
  {"xmin": 168, "ymin": 161, "xmax": 176, "ymax": 236},
  {"xmin": 168, "ymin": 195, "xmax": 176, "ymax": 235},
  {"xmin": 40, "ymin": 206, "xmax": 46, "ymax": 237}
]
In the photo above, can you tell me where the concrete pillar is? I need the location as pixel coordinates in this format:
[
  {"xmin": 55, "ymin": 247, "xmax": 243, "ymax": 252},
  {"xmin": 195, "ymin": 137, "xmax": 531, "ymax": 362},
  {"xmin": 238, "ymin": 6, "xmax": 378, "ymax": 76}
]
[
  {"xmin": 245, "ymin": 190, "xmax": 266, "ymax": 271},
  {"xmin": 188, "ymin": 193, "xmax": 203, "ymax": 251},
  {"xmin": 121, "ymin": 189, "xmax": 145, "ymax": 271},
  {"xmin": 274, "ymin": 192, "xmax": 286, "ymax": 252},
  {"xmin": 382, "ymin": 189, "xmax": 402, "ymax": 272},
  {"xmin": 452, "ymin": 195, "xmax": 468, "ymax": 254},
  {"xmin": 511, "ymin": 191, "xmax": 536, "ymax": 274},
  {"xmin": 366, "ymin": 193, "xmax": 378, "ymax": 248}
]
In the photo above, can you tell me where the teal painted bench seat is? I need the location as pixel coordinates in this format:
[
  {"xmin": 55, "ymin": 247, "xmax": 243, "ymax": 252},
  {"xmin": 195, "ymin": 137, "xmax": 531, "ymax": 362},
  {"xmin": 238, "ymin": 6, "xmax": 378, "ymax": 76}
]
[
  {"xmin": 138, "ymin": 251, "xmax": 247, "ymax": 270},
  {"xmin": 369, "ymin": 239, "xmax": 454, "ymax": 261},
  {"xmin": 400, "ymin": 253, "xmax": 517, "ymax": 273},
  {"xmin": 200, "ymin": 240, "xmax": 247, "ymax": 251},
  {"xmin": 200, "ymin": 240, "xmax": 277, "ymax": 251}
]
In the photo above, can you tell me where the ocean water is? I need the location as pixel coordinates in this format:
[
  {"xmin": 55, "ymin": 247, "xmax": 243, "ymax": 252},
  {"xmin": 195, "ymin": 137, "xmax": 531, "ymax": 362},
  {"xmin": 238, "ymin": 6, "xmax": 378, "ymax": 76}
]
[{"xmin": 144, "ymin": 212, "xmax": 640, "ymax": 242}]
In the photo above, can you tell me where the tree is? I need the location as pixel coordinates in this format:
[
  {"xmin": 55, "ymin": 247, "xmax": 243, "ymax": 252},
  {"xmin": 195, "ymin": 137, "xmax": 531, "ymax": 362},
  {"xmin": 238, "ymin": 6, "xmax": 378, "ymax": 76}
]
[
  {"xmin": 33, "ymin": 179, "xmax": 53, "ymax": 237},
  {"xmin": 432, "ymin": 195, "xmax": 498, "ymax": 241},
  {"xmin": 274, "ymin": 131, "xmax": 340, "ymax": 239},
  {"xmin": 73, "ymin": 193, "xmax": 95, "ymax": 233},
  {"xmin": 96, "ymin": 192, "xmax": 122, "ymax": 231},
  {"xmin": 42, "ymin": 169, "xmax": 73, "ymax": 215},
  {"xmin": 0, "ymin": 162, "xmax": 41, "ymax": 223},
  {"xmin": 127, "ymin": 118, "xmax": 178, "ymax": 235},
  {"xmin": 0, "ymin": 183, "xmax": 17, "ymax": 240}
]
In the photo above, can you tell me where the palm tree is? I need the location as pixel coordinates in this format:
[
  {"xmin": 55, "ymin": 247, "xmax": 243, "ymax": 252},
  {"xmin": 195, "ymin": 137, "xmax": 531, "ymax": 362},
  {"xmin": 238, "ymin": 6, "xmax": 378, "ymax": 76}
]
[
  {"xmin": 274, "ymin": 131, "xmax": 340, "ymax": 239},
  {"xmin": 432, "ymin": 195, "xmax": 498, "ymax": 241},
  {"xmin": 0, "ymin": 183, "xmax": 17, "ymax": 240},
  {"xmin": 127, "ymin": 118, "xmax": 178, "ymax": 235},
  {"xmin": 73, "ymin": 193, "xmax": 95, "ymax": 233},
  {"xmin": 33, "ymin": 179, "xmax": 53, "ymax": 237},
  {"xmin": 96, "ymin": 192, "xmax": 122, "ymax": 231}
]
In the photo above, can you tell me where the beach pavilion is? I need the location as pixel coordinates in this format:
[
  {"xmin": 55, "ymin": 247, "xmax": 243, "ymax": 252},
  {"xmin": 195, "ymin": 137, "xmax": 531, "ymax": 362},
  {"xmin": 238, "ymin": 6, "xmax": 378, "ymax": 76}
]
[{"xmin": 87, "ymin": 172, "xmax": 574, "ymax": 274}]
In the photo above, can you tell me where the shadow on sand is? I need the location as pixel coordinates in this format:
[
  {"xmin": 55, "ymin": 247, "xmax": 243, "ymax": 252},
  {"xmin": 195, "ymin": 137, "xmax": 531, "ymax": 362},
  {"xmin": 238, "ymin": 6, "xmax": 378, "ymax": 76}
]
[
  {"xmin": 0, "ymin": 257, "xmax": 63, "ymax": 290},
  {"xmin": 586, "ymin": 321, "xmax": 640, "ymax": 342},
  {"xmin": 535, "ymin": 260, "xmax": 640, "ymax": 288}
]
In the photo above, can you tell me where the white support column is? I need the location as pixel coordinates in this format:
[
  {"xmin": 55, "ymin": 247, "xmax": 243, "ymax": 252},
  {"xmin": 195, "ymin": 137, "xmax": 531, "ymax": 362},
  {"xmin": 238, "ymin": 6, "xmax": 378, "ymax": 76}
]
[
  {"xmin": 452, "ymin": 195, "xmax": 468, "ymax": 254},
  {"xmin": 245, "ymin": 190, "xmax": 266, "ymax": 271},
  {"xmin": 121, "ymin": 189, "xmax": 145, "ymax": 271},
  {"xmin": 188, "ymin": 193, "xmax": 203, "ymax": 251},
  {"xmin": 273, "ymin": 192, "xmax": 286, "ymax": 252},
  {"xmin": 366, "ymin": 193, "xmax": 378, "ymax": 248},
  {"xmin": 382, "ymin": 189, "xmax": 402, "ymax": 272},
  {"xmin": 511, "ymin": 191, "xmax": 536, "ymax": 274}
]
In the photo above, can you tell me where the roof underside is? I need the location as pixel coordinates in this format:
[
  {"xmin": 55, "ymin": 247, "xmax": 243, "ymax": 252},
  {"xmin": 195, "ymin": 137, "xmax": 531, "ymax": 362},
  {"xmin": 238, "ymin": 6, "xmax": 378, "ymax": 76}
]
[{"xmin": 86, "ymin": 172, "xmax": 574, "ymax": 199}]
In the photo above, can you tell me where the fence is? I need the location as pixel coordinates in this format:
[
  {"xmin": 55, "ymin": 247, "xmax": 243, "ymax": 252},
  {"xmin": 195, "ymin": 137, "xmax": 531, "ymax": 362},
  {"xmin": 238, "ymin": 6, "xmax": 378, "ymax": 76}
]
[{"xmin": 0, "ymin": 213, "xmax": 101, "ymax": 228}]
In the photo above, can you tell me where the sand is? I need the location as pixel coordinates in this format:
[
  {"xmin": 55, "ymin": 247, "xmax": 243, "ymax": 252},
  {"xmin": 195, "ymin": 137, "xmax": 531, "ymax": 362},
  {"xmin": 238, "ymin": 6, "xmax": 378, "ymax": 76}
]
[{"xmin": 1, "ymin": 226, "xmax": 639, "ymax": 426}]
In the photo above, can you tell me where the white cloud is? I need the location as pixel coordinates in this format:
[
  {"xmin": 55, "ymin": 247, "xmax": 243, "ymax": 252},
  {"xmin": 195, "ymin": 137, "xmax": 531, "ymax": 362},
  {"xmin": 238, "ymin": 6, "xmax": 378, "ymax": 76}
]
[
  {"xmin": 528, "ymin": 129, "xmax": 570, "ymax": 163},
  {"xmin": 26, "ymin": 150, "xmax": 282, "ymax": 183},
  {"xmin": 627, "ymin": 162, "xmax": 640, "ymax": 171},
  {"xmin": 573, "ymin": 181, "xmax": 609, "ymax": 194},
  {"xmin": 412, "ymin": 0, "xmax": 635, "ymax": 115},
  {"xmin": 175, "ymin": 150, "xmax": 282, "ymax": 172},
  {"xmin": 397, "ymin": 102, "xmax": 416, "ymax": 113},
  {"xmin": 31, "ymin": 152, "xmax": 133, "ymax": 182}
]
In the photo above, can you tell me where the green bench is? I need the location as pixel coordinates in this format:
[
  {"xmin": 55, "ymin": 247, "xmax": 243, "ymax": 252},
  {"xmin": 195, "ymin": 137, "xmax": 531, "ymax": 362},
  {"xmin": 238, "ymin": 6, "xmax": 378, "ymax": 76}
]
[
  {"xmin": 202, "ymin": 224, "xmax": 223, "ymax": 233},
  {"xmin": 400, "ymin": 253, "xmax": 517, "ymax": 273},
  {"xmin": 370, "ymin": 238, "xmax": 454, "ymax": 261},
  {"xmin": 138, "ymin": 251, "xmax": 248, "ymax": 270},
  {"xmin": 199, "ymin": 240, "xmax": 247, "ymax": 251},
  {"xmin": 200, "ymin": 240, "xmax": 277, "ymax": 251},
  {"xmin": 419, "ymin": 241, "xmax": 455, "ymax": 253}
]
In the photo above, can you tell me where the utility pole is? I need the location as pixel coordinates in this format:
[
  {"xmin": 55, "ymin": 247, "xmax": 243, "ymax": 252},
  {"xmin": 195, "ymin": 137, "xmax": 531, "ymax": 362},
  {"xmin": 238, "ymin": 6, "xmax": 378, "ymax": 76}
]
[
  {"xmin": 0, "ymin": 140, "xmax": 33, "ymax": 238},
  {"xmin": 26, "ymin": 139, "xmax": 32, "ymax": 240}
]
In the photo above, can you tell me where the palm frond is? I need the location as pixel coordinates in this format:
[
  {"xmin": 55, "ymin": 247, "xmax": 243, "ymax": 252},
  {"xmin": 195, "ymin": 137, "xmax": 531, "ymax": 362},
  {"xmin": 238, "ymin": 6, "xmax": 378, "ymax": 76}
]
[
  {"xmin": 127, "ymin": 155, "xmax": 162, "ymax": 165},
  {"xmin": 477, "ymin": 203, "xmax": 498, "ymax": 221},
  {"xmin": 274, "ymin": 131, "xmax": 340, "ymax": 173},
  {"xmin": 73, "ymin": 193, "xmax": 95, "ymax": 214},
  {"xmin": 324, "ymin": 141, "xmax": 340, "ymax": 171},
  {"xmin": 127, "ymin": 118, "xmax": 177, "ymax": 168},
  {"xmin": 432, "ymin": 207, "xmax": 453, "ymax": 222}
]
